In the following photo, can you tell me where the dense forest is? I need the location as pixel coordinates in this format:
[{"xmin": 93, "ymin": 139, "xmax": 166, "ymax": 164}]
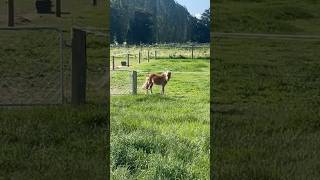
[{"xmin": 110, "ymin": 0, "xmax": 210, "ymax": 44}]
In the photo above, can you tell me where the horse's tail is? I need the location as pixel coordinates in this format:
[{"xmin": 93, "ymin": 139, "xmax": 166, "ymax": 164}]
[{"xmin": 142, "ymin": 76, "xmax": 151, "ymax": 89}]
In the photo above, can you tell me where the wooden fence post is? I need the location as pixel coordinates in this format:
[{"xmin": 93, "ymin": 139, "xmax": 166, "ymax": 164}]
[
  {"xmin": 138, "ymin": 52, "xmax": 141, "ymax": 64},
  {"xmin": 93, "ymin": 0, "xmax": 97, "ymax": 6},
  {"xmin": 132, "ymin": 71, "xmax": 137, "ymax": 95},
  {"xmin": 56, "ymin": 0, "xmax": 61, "ymax": 17},
  {"xmin": 127, "ymin": 54, "xmax": 130, "ymax": 67},
  {"xmin": 71, "ymin": 28, "xmax": 87, "ymax": 105},
  {"xmin": 112, "ymin": 56, "xmax": 115, "ymax": 70},
  {"xmin": 192, "ymin": 45, "xmax": 194, "ymax": 59},
  {"xmin": 155, "ymin": 50, "xmax": 157, "ymax": 59},
  {"xmin": 148, "ymin": 50, "xmax": 150, "ymax": 62},
  {"xmin": 8, "ymin": 0, "xmax": 14, "ymax": 27}
]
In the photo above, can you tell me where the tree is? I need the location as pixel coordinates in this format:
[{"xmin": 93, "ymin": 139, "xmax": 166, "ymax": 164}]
[
  {"xmin": 127, "ymin": 11, "xmax": 154, "ymax": 44},
  {"xmin": 110, "ymin": 7, "xmax": 128, "ymax": 43},
  {"xmin": 191, "ymin": 9, "xmax": 211, "ymax": 43}
]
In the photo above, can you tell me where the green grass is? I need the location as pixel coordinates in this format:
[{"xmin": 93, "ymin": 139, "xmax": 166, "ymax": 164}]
[
  {"xmin": 0, "ymin": 105, "xmax": 108, "ymax": 179},
  {"xmin": 0, "ymin": 0, "xmax": 109, "ymax": 178},
  {"xmin": 213, "ymin": 1, "xmax": 320, "ymax": 179},
  {"xmin": 214, "ymin": 0, "xmax": 320, "ymax": 34},
  {"xmin": 111, "ymin": 57, "xmax": 210, "ymax": 179},
  {"xmin": 212, "ymin": 33, "xmax": 320, "ymax": 179}
]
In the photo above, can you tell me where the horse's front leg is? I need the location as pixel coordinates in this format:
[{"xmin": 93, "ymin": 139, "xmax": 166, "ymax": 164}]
[{"xmin": 161, "ymin": 85, "xmax": 165, "ymax": 95}]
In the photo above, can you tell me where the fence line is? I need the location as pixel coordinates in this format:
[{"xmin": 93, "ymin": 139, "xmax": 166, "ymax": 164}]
[
  {"xmin": 0, "ymin": 26, "xmax": 110, "ymax": 106},
  {"xmin": 110, "ymin": 69, "xmax": 210, "ymax": 96},
  {"xmin": 0, "ymin": 27, "xmax": 65, "ymax": 106},
  {"xmin": 110, "ymin": 44, "xmax": 209, "ymax": 70},
  {"xmin": 212, "ymin": 32, "xmax": 320, "ymax": 41}
]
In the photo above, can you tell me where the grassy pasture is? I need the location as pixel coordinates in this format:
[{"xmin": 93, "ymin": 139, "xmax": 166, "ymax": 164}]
[
  {"xmin": 212, "ymin": 36, "xmax": 320, "ymax": 179},
  {"xmin": 0, "ymin": 0, "xmax": 108, "ymax": 29},
  {"xmin": 0, "ymin": 0, "xmax": 109, "ymax": 178},
  {"xmin": 213, "ymin": 0, "xmax": 320, "ymax": 179},
  {"xmin": 110, "ymin": 47, "xmax": 210, "ymax": 179},
  {"xmin": 214, "ymin": 0, "xmax": 320, "ymax": 34},
  {"xmin": 0, "ymin": 105, "xmax": 107, "ymax": 179}
]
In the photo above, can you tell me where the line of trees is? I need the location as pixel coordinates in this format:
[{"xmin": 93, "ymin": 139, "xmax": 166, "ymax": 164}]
[{"xmin": 110, "ymin": 0, "xmax": 210, "ymax": 44}]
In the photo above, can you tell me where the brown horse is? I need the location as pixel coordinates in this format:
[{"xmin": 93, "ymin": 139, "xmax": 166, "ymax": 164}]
[{"xmin": 142, "ymin": 71, "xmax": 171, "ymax": 94}]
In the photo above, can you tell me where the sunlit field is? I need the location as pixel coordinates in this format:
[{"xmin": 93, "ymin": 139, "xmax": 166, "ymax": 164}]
[{"xmin": 111, "ymin": 46, "xmax": 210, "ymax": 179}]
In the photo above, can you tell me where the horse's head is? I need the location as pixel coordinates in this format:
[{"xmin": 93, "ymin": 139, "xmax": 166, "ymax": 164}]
[{"xmin": 165, "ymin": 71, "xmax": 171, "ymax": 81}]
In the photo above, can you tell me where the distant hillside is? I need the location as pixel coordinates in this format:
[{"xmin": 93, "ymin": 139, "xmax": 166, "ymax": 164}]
[
  {"xmin": 214, "ymin": 0, "xmax": 320, "ymax": 34},
  {"xmin": 111, "ymin": 0, "xmax": 209, "ymax": 44}
]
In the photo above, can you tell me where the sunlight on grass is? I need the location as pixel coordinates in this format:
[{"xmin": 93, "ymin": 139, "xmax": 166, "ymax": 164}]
[{"xmin": 111, "ymin": 56, "xmax": 210, "ymax": 179}]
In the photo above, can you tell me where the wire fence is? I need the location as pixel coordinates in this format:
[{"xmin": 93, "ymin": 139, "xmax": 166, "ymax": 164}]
[
  {"xmin": 0, "ymin": 27, "xmax": 64, "ymax": 105},
  {"xmin": 86, "ymin": 29, "xmax": 109, "ymax": 104},
  {"xmin": 110, "ymin": 43, "xmax": 210, "ymax": 70},
  {"xmin": 110, "ymin": 70, "xmax": 133, "ymax": 95},
  {"xmin": 110, "ymin": 70, "xmax": 210, "ymax": 96},
  {"xmin": 0, "ymin": 26, "xmax": 110, "ymax": 106},
  {"xmin": 110, "ymin": 43, "xmax": 209, "ymax": 95}
]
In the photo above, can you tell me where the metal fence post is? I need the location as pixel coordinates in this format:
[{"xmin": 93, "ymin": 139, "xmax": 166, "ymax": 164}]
[
  {"xmin": 8, "ymin": 0, "xmax": 14, "ymax": 27},
  {"xmin": 56, "ymin": 0, "xmax": 61, "ymax": 17},
  {"xmin": 132, "ymin": 71, "xmax": 137, "ymax": 95},
  {"xmin": 71, "ymin": 28, "xmax": 87, "ymax": 105}
]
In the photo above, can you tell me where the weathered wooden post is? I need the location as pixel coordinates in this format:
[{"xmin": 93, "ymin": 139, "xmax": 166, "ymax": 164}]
[
  {"xmin": 132, "ymin": 71, "xmax": 137, "ymax": 95},
  {"xmin": 112, "ymin": 56, "xmax": 115, "ymax": 70},
  {"xmin": 71, "ymin": 28, "xmax": 87, "ymax": 105},
  {"xmin": 127, "ymin": 54, "xmax": 130, "ymax": 67},
  {"xmin": 56, "ymin": 0, "xmax": 61, "ymax": 17},
  {"xmin": 138, "ymin": 52, "xmax": 141, "ymax": 64},
  {"xmin": 8, "ymin": 0, "xmax": 14, "ymax": 27},
  {"xmin": 155, "ymin": 50, "xmax": 157, "ymax": 59},
  {"xmin": 148, "ymin": 50, "xmax": 150, "ymax": 62}
]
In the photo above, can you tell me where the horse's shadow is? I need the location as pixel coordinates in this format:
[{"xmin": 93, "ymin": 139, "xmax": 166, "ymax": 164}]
[{"xmin": 134, "ymin": 94, "xmax": 180, "ymax": 103}]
